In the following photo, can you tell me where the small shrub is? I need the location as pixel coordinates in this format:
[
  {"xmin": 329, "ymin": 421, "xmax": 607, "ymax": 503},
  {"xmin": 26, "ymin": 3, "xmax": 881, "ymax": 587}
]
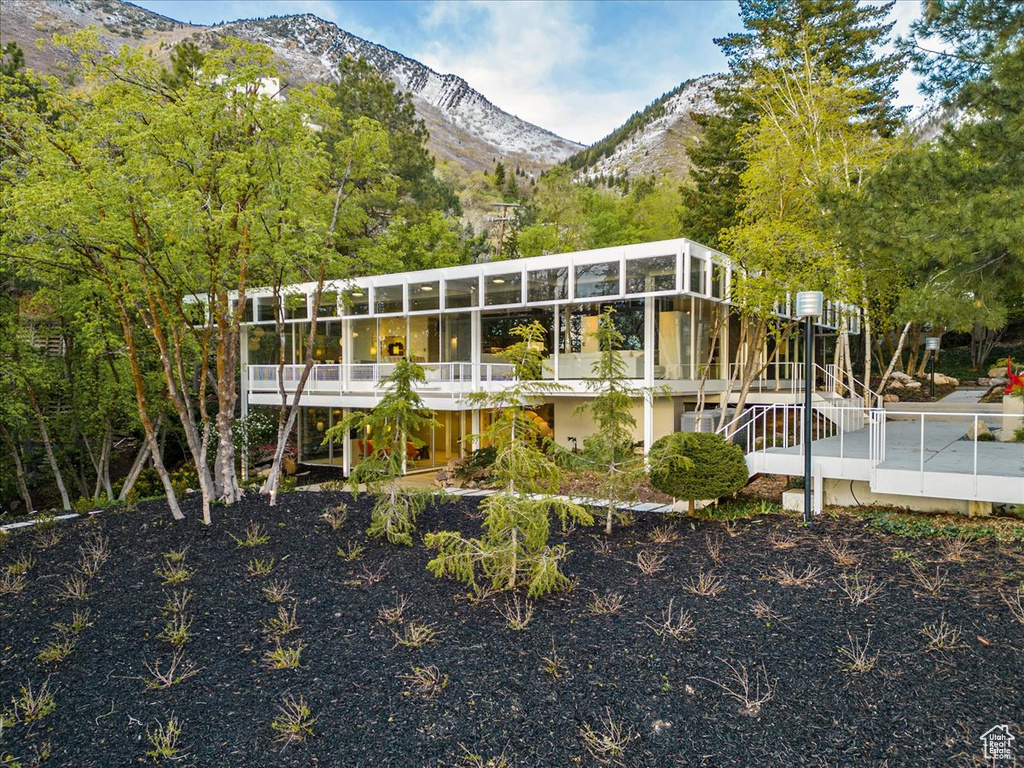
[
  {"xmin": 836, "ymin": 570, "xmax": 883, "ymax": 606},
  {"xmin": 940, "ymin": 536, "xmax": 971, "ymax": 562},
  {"xmin": 321, "ymin": 503, "xmax": 348, "ymax": 531},
  {"xmin": 263, "ymin": 642, "xmax": 303, "ymax": 670},
  {"xmin": 648, "ymin": 432, "xmax": 748, "ymax": 515},
  {"xmin": 542, "ymin": 645, "xmax": 565, "ymax": 678},
  {"xmin": 230, "ymin": 521, "xmax": 270, "ymax": 548},
  {"xmin": 12, "ymin": 680, "xmax": 56, "ymax": 723},
  {"xmin": 146, "ymin": 715, "xmax": 184, "ymax": 761},
  {"xmin": 578, "ymin": 709, "xmax": 635, "ymax": 763},
  {"xmin": 264, "ymin": 604, "xmax": 300, "ymax": 639},
  {"xmin": 56, "ymin": 574, "xmax": 89, "ymax": 601},
  {"xmin": 497, "ymin": 595, "xmax": 534, "ymax": 630},
  {"xmin": 377, "ymin": 594, "xmax": 410, "ymax": 625},
  {"xmin": 686, "ymin": 570, "xmax": 725, "ymax": 597},
  {"xmin": 246, "ymin": 557, "xmax": 276, "ymax": 578},
  {"xmin": 157, "ymin": 614, "xmax": 193, "ymax": 648},
  {"xmin": 822, "ymin": 537, "xmax": 858, "ymax": 567},
  {"xmin": 336, "ymin": 542, "xmax": 364, "ymax": 561},
  {"xmin": 705, "ymin": 534, "xmax": 723, "ymax": 564},
  {"xmin": 838, "ymin": 632, "xmax": 878, "ymax": 674},
  {"xmin": 263, "ymin": 580, "xmax": 293, "ymax": 604},
  {"xmin": 1002, "ymin": 586, "xmax": 1024, "ymax": 624},
  {"xmin": 767, "ymin": 531, "xmax": 797, "ymax": 550},
  {"xmin": 399, "ymin": 665, "xmax": 448, "ymax": 699},
  {"xmin": 55, "ymin": 609, "xmax": 92, "ymax": 636},
  {"xmin": 0, "ymin": 570, "xmax": 27, "ymax": 596},
  {"xmin": 636, "ymin": 550, "xmax": 667, "ymax": 576},
  {"xmin": 455, "ymin": 446, "xmax": 498, "ymax": 481},
  {"xmin": 163, "ymin": 547, "xmax": 188, "ymax": 563},
  {"xmin": 771, "ymin": 563, "xmax": 824, "ymax": 587},
  {"xmin": 646, "ymin": 598, "xmax": 696, "ymax": 642},
  {"xmin": 588, "ymin": 591, "xmax": 626, "ymax": 615},
  {"xmin": 648, "ymin": 525, "xmax": 679, "ymax": 545},
  {"xmin": 392, "ymin": 621, "xmax": 438, "ymax": 648},
  {"xmin": 921, "ymin": 614, "xmax": 964, "ymax": 652},
  {"xmin": 33, "ymin": 522, "xmax": 63, "ymax": 550},
  {"xmin": 750, "ymin": 599, "xmax": 785, "ymax": 626},
  {"xmin": 910, "ymin": 565, "xmax": 949, "ymax": 598},
  {"xmin": 162, "ymin": 589, "xmax": 193, "ymax": 616},
  {"xmin": 36, "ymin": 636, "xmax": 76, "ymax": 665},
  {"xmin": 6, "ymin": 553, "xmax": 35, "ymax": 576},
  {"xmin": 271, "ymin": 694, "xmax": 315, "ymax": 744},
  {"xmin": 700, "ymin": 659, "xmax": 776, "ymax": 716},
  {"xmin": 142, "ymin": 649, "xmax": 200, "ymax": 689},
  {"xmin": 156, "ymin": 559, "xmax": 194, "ymax": 586}
]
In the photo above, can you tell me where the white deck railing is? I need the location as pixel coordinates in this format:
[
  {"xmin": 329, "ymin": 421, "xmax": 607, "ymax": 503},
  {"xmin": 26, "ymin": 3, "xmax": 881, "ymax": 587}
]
[
  {"xmin": 248, "ymin": 362, "xmax": 515, "ymax": 397},
  {"xmin": 718, "ymin": 403, "xmax": 1019, "ymax": 502}
]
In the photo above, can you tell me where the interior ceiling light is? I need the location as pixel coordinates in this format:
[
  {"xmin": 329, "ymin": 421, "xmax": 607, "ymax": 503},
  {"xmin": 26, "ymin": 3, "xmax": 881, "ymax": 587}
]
[
  {"xmin": 420, "ymin": 285, "xmax": 433, "ymax": 291},
  {"xmin": 492, "ymin": 278, "xmax": 505, "ymax": 284},
  {"xmin": 351, "ymin": 291, "xmax": 364, "ymax": 297}
]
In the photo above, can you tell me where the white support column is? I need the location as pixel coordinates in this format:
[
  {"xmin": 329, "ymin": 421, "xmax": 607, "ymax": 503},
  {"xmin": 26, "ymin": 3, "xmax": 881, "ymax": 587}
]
[
  {"xmin": 644, "ymin": 296, "xmax": 655, "ymax": 386},
  {"xmin": 471, "ymin": 409, "xmax": 481, "ymax": 451},
  {"xmin": 643, "ymin": 392, "xmax": 654, "ymax": 455},
  {"xmin": 240, "ymin": 325, "xmax": 249, "ymax": 483},
  {"xmin": 552, "ymin": 304, "xmax": 560, "ymax": 381},
  {"xmin": 342, "ymin": 407, "xmax": 351, "ymax": 477},
  {"xmin": 471, "ymin": 309, "xmax": 481, "ymax": 389}
]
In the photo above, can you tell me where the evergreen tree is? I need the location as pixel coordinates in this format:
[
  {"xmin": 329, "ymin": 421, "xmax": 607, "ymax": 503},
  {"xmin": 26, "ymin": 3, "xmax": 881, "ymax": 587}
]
[
  {"xmin": 425, "ymin": 322, "xmax": 592, "ymax": 597},
  {"xmin": 324, "ymin": 359, "xmax": 439, "ymax": 546}
]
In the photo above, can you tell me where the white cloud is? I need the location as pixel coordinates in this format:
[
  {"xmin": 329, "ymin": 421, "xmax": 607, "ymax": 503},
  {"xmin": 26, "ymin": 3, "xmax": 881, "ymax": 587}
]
[{"xmin": 411, "ymin": 1, "xmax": 598, "ymax": 140}]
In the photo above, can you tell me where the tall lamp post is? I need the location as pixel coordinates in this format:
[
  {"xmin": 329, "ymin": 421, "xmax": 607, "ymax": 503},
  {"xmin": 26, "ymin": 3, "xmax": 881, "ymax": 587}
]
[
  {"xmin": 796, "ymin": 291, "xmax": 824, "ymax": 525},
  {"xmin": 925, "ymin": 336, "xmax": 941, "ymax": 399}
]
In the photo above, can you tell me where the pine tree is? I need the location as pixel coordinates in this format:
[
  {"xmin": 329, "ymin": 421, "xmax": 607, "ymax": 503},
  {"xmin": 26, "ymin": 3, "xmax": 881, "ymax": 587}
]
[
  {"xmin": 425, "ymin": 322, "xmax": 592, "ymax": 597},
  {"xmin": 325, "ymin": 359, "xmax": 439, "ymax": 546}
]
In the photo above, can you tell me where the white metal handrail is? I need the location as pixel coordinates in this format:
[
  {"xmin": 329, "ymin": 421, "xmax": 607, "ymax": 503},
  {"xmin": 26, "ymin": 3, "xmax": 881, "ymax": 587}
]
[
  {"xmin": 719, "ymin": 404, "xmax": 1010, "ymax": 498},
  {"xmin": 247, "ymin": 362, "xmax": 516, "ymax": 396}
]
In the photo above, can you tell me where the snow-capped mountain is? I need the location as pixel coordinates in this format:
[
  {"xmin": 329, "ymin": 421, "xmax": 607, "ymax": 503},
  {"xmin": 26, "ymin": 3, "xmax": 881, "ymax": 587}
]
[
  {"xmin": 565, "ymin": 75, "xmax": 726, "ymax": 180},
  {"xmin": 0, "ymin": 0, "xmax": 582, "ymax": 171}
]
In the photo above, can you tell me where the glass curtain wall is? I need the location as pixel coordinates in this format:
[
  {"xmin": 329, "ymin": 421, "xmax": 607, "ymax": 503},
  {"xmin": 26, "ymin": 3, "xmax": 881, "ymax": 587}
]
[{"xmin": 559, "ymin": 300, "xmax": 644, "ymax": 379}]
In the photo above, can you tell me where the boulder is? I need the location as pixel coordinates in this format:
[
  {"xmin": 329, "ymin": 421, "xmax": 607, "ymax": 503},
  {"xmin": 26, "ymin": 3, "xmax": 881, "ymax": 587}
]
[
  {"xmin": 931, "ymin": 373, "xmax": 959, "ymax": 386},
  {"xmin": 891, "ymin": 371, "xmax": 914, "ymax": 383},
  {"xmin": 967, "ymin": 420, "xmax": 994, "ymax": 441},
  {"xmin": 883, "ymin": 393, "xmax": 900, "ymax": 403},
  {"xmin": 903, "ymin": 380, "xmax": 921, "ymax": 389}
]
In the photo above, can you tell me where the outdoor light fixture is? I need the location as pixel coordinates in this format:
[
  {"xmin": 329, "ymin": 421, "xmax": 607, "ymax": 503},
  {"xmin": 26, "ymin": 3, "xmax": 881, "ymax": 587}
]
[
  {"xmin": 925, "ymin": 336, "xmax": 941, "ymax": 399},
  {"xmin": 795, "ymin": 291, "xmax": 824, "ymax": 526}
]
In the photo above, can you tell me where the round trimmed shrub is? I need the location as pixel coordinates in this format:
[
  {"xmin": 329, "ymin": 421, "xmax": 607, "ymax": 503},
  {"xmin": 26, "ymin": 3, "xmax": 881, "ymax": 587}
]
[{"xmin": 648, "ymin": 431, "xmax": 749, "ymax": 513}]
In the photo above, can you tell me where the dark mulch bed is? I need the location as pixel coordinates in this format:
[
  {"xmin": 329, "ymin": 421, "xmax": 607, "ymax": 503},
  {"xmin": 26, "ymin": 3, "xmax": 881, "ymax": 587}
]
[{"xmin": 2, "ymin": 494, "xmax": 1022, "ymax": 767}]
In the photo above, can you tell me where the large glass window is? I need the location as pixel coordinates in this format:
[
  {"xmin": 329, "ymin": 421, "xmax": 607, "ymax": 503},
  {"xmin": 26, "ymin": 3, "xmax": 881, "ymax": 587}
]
[
  {"xmin": 350, "ymin": 318, "xmax": 377, "ymax": 363},
  {"xmin": 694, "ymin": 297, "xmax": 721, "ymax": 378},
  {"xmin": 481, "ymin": 308, "xmax": 554, "ymax": 364},
  {"xmin": 443, "ymin": 313, "xmax": 472, "ymax": 363},
  {"xmin": 689, "ymin": 257, "xmax": 707, "ymax": 295},
  {"xmin": 257, "ymin": 296, "xmax": 280, "ymax": 324},
  {"xmin": 409, "ymin": 281, "xmax": 440, "ymax": 312},
  {"xmin": 379, "ymin": 316, "xmax": 406, "ymax": 360},
  {"xmin": 485, "ymin": 272, "xmax": 522, "ymax": 306},
  {"xmin": 575, "ymin": 261, "xmax": 619, "ymax": 299},
  {"xmin": 374, "ymin": 284, "xmax": 404, "ymax": 314},
  {"xmin": 301, "ymin": 321, "xmax": 343, "ymax": 365},
  {"xmin": 527, "ymin": 267, "xmax": 568, "ymax": 303},
  {"xmin": 284, "ymin": 294, "xmax": 308, "ymax": 321},
  {"xmin": 626, "ymin": 255, "xmax": 675, "ymax": 294},
  {"xmin": 317, "ymin": 291, "xmax": 338, "ymax": 318},
  {"xmin": 247, "ymin": 327, "xmax": 283, "ymax": 365},
  {"xmin": 711, "ymin": 263, "xmax": 726, "ymax": 300},
  {"xmin": 558, "ymin": 300, "xmax": 644, "ymax": 379},
  {"xmin": 408, "ymin": 315, "xmax": 440, "ymax": 363},
  {"xmin": 655, "ymin": 297, "xmax": 692, "ymax": 379},
  {"xmin": 342, "ymin": 288, "xmax": 369, "ymax": 316},
  {"xmin": 446, "ymin": 277, "xmax": 478, "ymax": 309}
]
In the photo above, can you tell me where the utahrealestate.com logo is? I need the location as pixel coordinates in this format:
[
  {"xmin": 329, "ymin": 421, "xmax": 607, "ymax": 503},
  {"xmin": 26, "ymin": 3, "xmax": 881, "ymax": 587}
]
[{"xmin": 980, "ymin": 725, "xmax": 1016, "ymax": 761}]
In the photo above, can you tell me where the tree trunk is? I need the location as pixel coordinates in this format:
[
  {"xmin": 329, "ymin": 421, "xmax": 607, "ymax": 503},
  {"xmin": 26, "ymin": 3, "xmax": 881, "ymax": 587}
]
[
  {"xmin": 0, "ymin": 424, "xmax": 34, "ymax": 515},
  {"xmin": 862, "ymin": 300, "xmax": 873, "ymax": 407},
  {"xmin": 119, "ymin": 417, "xmax": 161, "ymax": 502},
  {"xmin": 26, "ymin": 389, "xmax": 71, "ymax": 511},
  {"xmin": 877, "ymin": 321, "xmax": 912, "ymax": 397}
]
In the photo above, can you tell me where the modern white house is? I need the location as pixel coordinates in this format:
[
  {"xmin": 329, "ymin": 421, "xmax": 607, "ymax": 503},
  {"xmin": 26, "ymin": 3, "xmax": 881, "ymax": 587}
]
[{"xmin": 239, "ymin": 237, "xmax": 856, "ymax": 475}]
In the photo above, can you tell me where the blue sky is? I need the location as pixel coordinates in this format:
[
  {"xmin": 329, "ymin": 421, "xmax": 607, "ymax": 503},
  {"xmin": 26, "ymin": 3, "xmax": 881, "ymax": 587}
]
[{"xmin": 131, "ymin": 0, "xmax": 925, "ymax": 145}]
